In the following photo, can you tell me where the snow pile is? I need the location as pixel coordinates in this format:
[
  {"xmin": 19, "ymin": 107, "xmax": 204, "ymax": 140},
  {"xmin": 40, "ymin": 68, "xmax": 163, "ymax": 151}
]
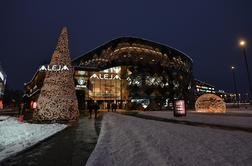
[
  {"xmin": 86, "ymin": 113, "xmax": 252, "ymax": 166},
  {"xmin": 0, "ymin": 116, "xmax": 67, "ymax": 161},
  {"xmin": 0, "ymin": 116, "xmax": 9, "ymax": 121}
]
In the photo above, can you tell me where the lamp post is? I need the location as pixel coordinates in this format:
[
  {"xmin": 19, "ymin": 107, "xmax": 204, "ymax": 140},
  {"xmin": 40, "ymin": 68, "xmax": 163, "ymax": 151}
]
[
  {"xmin": 231, "ymin": 66, "xmax": 239, "ymax": 107},
  {"xmin": 239, "ymin": 40, "xmax": 252, "ymax": 102}
]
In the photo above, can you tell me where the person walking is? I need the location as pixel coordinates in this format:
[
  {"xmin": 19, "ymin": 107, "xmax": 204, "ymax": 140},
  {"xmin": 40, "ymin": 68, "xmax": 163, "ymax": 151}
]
[
  {"xmin": 87, "ymin": 100, "xmax": 93, "ymax": 119},
  {"xmin": 19, "ymin": 102, "xmax": 24, "ymax": 115},
  {"xmin": 94, "ymin": 101, "xmax": 100, "ymax": 119},
  {"xmin": 18, "ymin": 102, "xmax": 24, "ymax": 122},
  {"xmin": 107, "ymin": 102, "xmax": 111, "ymax": 112},
  {"xmin": 112, "ymin": 103, "xmax": 117, "ymax": 112}
]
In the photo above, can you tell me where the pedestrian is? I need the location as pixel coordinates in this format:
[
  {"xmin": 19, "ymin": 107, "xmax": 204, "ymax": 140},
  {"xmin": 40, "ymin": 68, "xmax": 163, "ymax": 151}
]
[
  {"xmin": 18, "ymin": 102, "xmax": 24, "ymax": 122},
  {"xmin": 112, "ymin": 103, "xmax": 117, "ymax": 112},
  {"xmin": 107, "ymin": 102, "xmax": 110, "ymax": 112},
  {"xmin": 87, "ymin": 100, "xmax": 93, "ymax": 119},
  {"xmin": 19, "ymin": 102, "xmax": 24, "ymax": 115},
  {"xmin": 94, "ymin": 101, "xmax": 100, "ymax": 119}
]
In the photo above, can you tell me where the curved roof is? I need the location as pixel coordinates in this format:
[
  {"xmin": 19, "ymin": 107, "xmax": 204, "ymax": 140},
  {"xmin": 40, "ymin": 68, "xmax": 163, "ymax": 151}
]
[{"xmin": 72, "ymin": 37, "xmax": 193, "ymax": 73}]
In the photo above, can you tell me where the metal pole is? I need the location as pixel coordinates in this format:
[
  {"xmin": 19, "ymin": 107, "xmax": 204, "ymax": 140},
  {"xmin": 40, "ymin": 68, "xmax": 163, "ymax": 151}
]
[
  {"xmin": 231, "ymin": 68, "xmax": 239, "ymax": 107},
  {"xmin": 242, "ymin": 48, "xmax": 252, "ymax": 102}
]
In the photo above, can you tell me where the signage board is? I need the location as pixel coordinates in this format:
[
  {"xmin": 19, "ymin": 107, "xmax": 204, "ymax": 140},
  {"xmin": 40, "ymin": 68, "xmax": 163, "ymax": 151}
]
[
  {"xmin": 39, "ymin": 65, "xmax": 69, "ymax": 72},
  {"xmin": 75, "ymin": 78, "xmax": 87, "ymax": 89},
  {"xmin": 174, "ymin": 100, "xmax": 186, "ymax": 116},
  {"xmin": 90, "ymin": 73, "xmax": 121, "ymax": 80}
]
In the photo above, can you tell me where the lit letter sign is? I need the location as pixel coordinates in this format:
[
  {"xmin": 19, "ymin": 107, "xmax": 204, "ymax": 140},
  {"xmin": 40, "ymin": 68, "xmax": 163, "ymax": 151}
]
[
  {"xmin": 51, "ymin": 65, "xmax": 57, "ymax": 71},
  {"xmin": 114, "ymin": 75, "xmax": 121, "ymax": 80},
  {"xmin": 90, "ymin": 73, "xmax": 99, "ymax": 79},
  {"xmin": 39, "ymin": 65, "xmax": 69, "ymax": 72},
  {"xmin": 90, "ymin": 73, "xmax": 121, "ymax": 80},
  {"xmin": 39, "ymin": 66, "xmax": 47, "ymax": 71},
  {"xmin": 104, "ymin": 73, "xmax": 109, "ymax": 79},
  {"xmin": 62, "ymin": 65, "xmax": 69, "ymax": 71}
]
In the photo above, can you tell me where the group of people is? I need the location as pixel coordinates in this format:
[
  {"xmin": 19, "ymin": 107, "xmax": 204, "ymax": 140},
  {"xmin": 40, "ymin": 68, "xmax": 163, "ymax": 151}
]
[
  {"xmin": 87, "ymin": 101, "xmax": 118, "ymax": 119},
  {"xmin": 107, "ymin": 103, "xmax": 117, "ymax": 112},
  {"xmin": 87, "ymin": 101, "xmax": 100, "ymax": 119}
]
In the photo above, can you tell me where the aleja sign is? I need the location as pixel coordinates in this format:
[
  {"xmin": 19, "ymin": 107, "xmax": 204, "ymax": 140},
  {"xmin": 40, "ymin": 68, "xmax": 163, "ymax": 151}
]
[
  {"xmin": 39, "ymin": 65, "xmax": 69, "ymax": 72},
  {"xmin": 90, "ymin": 73, "xmax": 121, "ymax": 80}
]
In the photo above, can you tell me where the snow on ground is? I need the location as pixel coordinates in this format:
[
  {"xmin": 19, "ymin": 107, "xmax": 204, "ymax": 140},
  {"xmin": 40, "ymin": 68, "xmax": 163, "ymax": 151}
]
[
  {"xmin": 0, "ymin": 116, "xmax": 9, "ymax": 121},
  {"xmin": 0, "ymin": 116, "xmax": 67, "ymax": 162},
  {"xmin": 139, "ymin": 111, "xmax": 252, "ymax": 129},
  {"xmin": 86, "ymin": 113, "xmax": 252, "ymax": 166}
]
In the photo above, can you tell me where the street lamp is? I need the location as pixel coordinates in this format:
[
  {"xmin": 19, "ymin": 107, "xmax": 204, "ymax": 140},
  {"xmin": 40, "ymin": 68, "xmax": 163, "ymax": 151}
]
[
  {"xmin": 231, "ymin": 66, "xmax": 239, "ymax": 107},
  {"xmin": 239, "ymin": 39, "xmax": 252, "ymax": 102}
]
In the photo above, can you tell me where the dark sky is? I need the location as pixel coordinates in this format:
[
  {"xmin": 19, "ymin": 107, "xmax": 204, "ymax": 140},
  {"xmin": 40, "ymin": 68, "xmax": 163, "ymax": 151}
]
[{"xmin": 1, "ymin": 0, "xmax": 252, "ymax": 97}]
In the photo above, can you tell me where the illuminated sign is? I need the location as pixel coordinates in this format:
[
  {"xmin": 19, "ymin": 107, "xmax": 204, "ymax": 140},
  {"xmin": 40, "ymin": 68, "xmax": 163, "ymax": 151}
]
[
  {"xmin": 76, "ymin": 85, "xmax": 87, "ymax": 88},
  {"xmin": 90, "ymin": 73, "xmax": 121, "ymax": 80},
  {"xmin": 174, "ymin": 100, "xmax": 186, "ymax": 116},
  {"xmin": 78, "ymin": 78, "xmax": 85, "ymax": 85},
  {"xmin": 76, "ymin": 78, "xmax": 87, "ymax": 88},
  {"xmin": 39, "ymin": 65, "xmax": 69, "ymax": 72},
  {"xmin": 103, "ymin": 67, "xmax": 121, "ymax": 73},
  {"xmin": 33, "ymin": 102, "xmax": 37, "ymax": 109}
]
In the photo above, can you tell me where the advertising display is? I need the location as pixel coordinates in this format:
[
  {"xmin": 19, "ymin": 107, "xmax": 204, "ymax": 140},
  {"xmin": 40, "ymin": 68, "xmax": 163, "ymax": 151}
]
[{"xmin": 174, "ymin": 100, "xmax": 186, "ymax": 117}]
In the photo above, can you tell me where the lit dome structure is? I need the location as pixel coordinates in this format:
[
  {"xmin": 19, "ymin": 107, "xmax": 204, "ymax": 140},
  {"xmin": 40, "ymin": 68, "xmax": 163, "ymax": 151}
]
[
  {"xmin": 72, "ymin": 37, "xmax": 194, "ymax": 109},
  {"xmin": 195, "ymin": 94, "xmax": 226, "ymax": 113}
]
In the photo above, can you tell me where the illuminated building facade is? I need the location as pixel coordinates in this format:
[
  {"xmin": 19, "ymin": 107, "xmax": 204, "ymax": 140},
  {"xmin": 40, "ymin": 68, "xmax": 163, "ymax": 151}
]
[
  {"xmin": 72, "ymin": 37, "xmax": 193, "ymax": 110},
  {"xmin": 24, "ymin": 37, "xmax": 194, "ymax": 110},
  {"xmin": 194, "ymin": 79, "xmax": 215, "ymax": 96}
]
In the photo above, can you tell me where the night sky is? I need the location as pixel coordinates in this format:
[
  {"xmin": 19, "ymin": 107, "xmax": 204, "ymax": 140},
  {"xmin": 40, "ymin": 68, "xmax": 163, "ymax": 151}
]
[{"xmin": 1, "ymin": 0, "xmax": 252, "ymax": 97}]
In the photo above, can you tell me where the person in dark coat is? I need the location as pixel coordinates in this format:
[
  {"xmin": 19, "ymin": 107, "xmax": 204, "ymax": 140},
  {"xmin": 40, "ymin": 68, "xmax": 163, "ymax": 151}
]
[
  {"xmin": 19, "ymin": 102, "xmax": 24, "ymax": 115},
  {"xmin": 112, "ymin": 103, "xmax": 117, "ymax": 112},
  {"xmin": 94, "ymin": 101, "xmax": 100, "ymax": 119},
  {"xmin": 107, "ymin": 103, "xmax": 111, "ymax": 112},
  {"xmin": 87, "ymin": 100, "xmax": 93, "ymax": 119}
]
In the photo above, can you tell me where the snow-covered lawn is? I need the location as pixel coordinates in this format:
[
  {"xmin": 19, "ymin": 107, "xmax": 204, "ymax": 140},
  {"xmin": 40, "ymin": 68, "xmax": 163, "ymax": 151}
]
[
  {"xmin": 86, "ymin": 113, "xmax": 252, "ymax": 166},
  {"xmin": 0, "ymin": 116, "xmax": 67, "ymax": 162}
]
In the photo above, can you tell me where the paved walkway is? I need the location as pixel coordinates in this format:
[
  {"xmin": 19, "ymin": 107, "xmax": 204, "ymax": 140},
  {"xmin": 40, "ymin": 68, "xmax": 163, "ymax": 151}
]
[
  {"xmin": 87, "ymin": 113, "xmax": 252, "ymax": 166},
  {"xmin": 0, "ymin": 115, "xmax": 100, "ymax": 166},
  {"xmin": 138, "ymin": 111, "xmax": 252, "ymax": 132}
]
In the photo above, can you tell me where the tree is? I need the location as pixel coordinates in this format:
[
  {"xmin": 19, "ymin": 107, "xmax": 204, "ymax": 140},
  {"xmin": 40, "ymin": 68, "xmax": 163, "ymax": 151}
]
[{"xmin": 33, "ymin": 27, "xmax": 79, "ymax": 122}]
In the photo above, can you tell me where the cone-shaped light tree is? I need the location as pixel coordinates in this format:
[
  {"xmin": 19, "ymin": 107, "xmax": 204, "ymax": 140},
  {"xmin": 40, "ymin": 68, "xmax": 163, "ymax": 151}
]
[{"xmin": 33, "ymin": 27, "xmax": 79, "ymax": 122}]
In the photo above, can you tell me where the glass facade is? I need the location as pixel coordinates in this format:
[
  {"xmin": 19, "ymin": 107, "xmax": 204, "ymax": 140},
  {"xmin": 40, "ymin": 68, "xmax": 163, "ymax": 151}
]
[
  {"xmin": 75, "ymin": 64, "xmax": 192, "ymax": 110},
  {"xmin": 75, "ymin": 66, "xmax": 129, "ymax": 109}
]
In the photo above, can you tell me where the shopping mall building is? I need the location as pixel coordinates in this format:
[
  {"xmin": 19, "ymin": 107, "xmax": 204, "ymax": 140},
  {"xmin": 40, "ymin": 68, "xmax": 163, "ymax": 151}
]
[{"xmin": 24, "ymin": 37, "xmax": 196, "ymax": 111}]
